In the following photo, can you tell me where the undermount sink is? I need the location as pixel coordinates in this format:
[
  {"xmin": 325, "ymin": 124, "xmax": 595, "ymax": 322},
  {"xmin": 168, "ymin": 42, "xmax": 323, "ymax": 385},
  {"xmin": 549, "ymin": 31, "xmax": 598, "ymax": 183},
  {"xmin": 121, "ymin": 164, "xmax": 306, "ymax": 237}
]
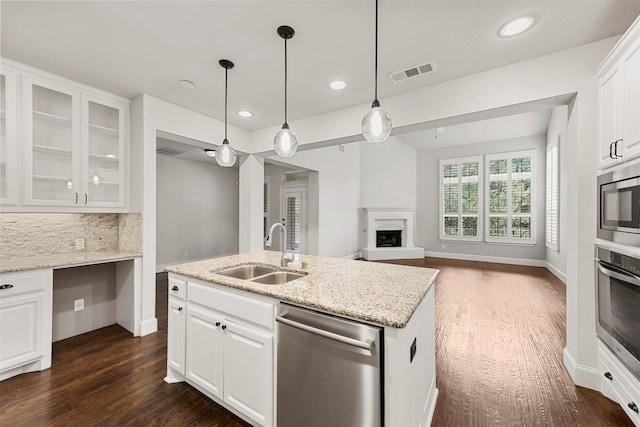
[
  {"xmin": 250, "ymin": 271, "xmax": 307, "ymax": 285},
  {"xmin": 213, "ymin": 263, "xmax": 279, "ymax": 280},
  {"xmin": 213, "ymin": 263, "xmax": 307, "ymax": 285}
]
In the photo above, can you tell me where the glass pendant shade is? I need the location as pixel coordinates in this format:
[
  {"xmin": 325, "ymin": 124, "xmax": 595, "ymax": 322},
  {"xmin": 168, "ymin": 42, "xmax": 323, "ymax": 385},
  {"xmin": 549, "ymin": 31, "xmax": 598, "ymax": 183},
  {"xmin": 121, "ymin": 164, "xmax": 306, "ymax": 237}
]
[
  {"xmin": 273, "ymin": 125, "xmax": 298, "ymax": 157},
  {"xmin": 215, "ymin": 141, "xmax": 237, "ymax": 167},
  {"xmin": 361, "ymin": 105, "xmax": 392, "ymax": 143}
]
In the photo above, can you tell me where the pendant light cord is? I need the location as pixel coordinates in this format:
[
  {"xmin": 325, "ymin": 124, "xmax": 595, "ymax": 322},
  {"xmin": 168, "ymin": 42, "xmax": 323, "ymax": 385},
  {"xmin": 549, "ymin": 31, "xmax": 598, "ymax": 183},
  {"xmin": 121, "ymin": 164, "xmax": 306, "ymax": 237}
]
[
  {"xmin": 374, "ymin": 0, "xmax": 379, "ymax": 104},
  {"xmin": 224, "ymin": 66, "xmax": 228, "ymax": 141},
  {"xmin": 284, "ymin": 37, "xmax": 288, "ymax": 126}
]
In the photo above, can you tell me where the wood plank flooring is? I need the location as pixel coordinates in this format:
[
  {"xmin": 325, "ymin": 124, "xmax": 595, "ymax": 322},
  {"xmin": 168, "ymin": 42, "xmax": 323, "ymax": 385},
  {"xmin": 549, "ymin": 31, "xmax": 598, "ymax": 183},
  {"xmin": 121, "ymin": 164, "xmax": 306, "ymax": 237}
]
[{"xmin": 0, "ymin": 259, "xmax": 633, "ymax": 426}]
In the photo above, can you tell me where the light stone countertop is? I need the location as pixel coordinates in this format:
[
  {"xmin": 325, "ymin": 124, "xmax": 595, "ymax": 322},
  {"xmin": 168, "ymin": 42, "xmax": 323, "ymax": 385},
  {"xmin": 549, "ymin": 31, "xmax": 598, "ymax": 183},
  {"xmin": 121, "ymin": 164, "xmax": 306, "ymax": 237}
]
[
  {"xmin": 0, "ymin": 250, "xmax": 143, "ymax": 274},
  {"xmin": 165, "ymin": 250, "xmax": 438, "ymax": 328}
]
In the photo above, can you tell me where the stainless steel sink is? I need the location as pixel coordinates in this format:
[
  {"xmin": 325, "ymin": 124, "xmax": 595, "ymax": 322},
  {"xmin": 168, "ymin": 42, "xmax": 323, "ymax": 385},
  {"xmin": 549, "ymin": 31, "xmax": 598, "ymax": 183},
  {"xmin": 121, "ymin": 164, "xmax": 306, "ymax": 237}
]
[
  {"xmin": 213, "ymin": 264, "xmax": 279, "ymax": 280},
  {"xmin": 250, "ymin": 271, "xmax": 307, "ymax": 285}
]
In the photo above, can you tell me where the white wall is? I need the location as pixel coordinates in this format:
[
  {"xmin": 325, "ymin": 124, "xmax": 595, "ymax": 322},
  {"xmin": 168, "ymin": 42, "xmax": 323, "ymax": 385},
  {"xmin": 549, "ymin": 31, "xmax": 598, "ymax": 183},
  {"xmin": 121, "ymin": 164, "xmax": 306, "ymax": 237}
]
[
  {"xmin": 264, "ymin": 163, "xmax": 290, "ymax": 250},
  {"xmin": 156, "ymin": 153, "xmax": 239, "ymax": 271},
  {"xmin": 417, "ymin": 135, "xmax": 547, "ymax": 263},
  {"xmin": 545, "ymin": 106, "xmax": 569, "ymax": 281},
  {"xmin": 267, "ymin": 143, "xmax": 361, "ymax": 258}
]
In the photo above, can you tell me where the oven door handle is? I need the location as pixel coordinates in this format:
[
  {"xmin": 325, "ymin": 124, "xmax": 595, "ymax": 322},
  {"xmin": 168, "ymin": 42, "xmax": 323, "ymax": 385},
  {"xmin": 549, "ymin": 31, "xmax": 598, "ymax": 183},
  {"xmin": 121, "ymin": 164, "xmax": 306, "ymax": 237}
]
[{"xmin": 597, "ymin": 261, "xmax": 640, "ymax": 288}]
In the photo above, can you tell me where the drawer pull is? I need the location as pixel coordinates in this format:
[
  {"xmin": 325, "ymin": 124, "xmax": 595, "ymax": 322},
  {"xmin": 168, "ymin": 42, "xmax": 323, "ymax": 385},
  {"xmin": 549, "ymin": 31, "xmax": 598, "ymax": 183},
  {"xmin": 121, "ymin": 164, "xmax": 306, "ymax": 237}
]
[
  {"xmin": 0, "ymin": 284, "xmax": 14, "ymax": 290},
  {"xmin": 629, "ymin": 402, "xmax": 639, "ymax": 413},
  {"xmin": 215, "ymin": 322, "xmax": 221, "ymax": 327},
  {"xmin": 604, "ymin": 372, "xmax": 613, "ymax": 381},
  {"xmin": 171, "ymin": 285, "xmax": 179, "ymax": 291}
]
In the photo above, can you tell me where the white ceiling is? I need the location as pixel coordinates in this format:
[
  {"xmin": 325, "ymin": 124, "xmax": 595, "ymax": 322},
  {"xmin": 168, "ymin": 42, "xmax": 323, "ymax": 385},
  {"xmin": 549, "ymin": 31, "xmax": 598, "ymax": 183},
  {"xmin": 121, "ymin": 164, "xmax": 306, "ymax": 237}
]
[{"xmin": 2, "ymin": 0, "xmax": 639, "ymax": 137}]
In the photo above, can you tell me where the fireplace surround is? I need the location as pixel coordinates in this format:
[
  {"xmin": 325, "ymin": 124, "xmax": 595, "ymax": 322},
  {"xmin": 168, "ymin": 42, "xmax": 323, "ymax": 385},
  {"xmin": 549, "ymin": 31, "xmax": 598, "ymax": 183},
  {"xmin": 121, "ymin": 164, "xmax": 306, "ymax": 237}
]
[{"xmin": 361, "ymin": 208, "xmax": 424, "ymax": 260}]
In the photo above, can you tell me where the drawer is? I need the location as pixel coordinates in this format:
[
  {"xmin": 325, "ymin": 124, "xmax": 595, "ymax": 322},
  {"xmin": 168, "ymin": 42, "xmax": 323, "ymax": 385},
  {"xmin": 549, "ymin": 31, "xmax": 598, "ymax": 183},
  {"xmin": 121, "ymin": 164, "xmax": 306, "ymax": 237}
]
[
  {"xmin": 0, "ymin": 269, "xmax": 52, "ymax": 297},
  {"xmin": 599, "ymin": 344, "xmax": 640, "ymax": 424},
  {"xmin": 188, "ymin": 281, "xmax": 274, "ymax": 330},
  {"xmin": 168, "ymin": 277, "xmax": 187, "ymax": 300}
]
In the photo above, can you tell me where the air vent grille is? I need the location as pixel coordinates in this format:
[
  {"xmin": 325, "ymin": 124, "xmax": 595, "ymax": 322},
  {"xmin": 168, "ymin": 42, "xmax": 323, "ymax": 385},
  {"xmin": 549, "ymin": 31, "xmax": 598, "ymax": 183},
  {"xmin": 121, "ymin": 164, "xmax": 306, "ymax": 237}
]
[
  {"xmin": 388, "ymin": 60, "xmax": 437, "ymax": 83},
  {"xmin": 156, "ymin": 146, "xmax": 185, "ymax": 157}
]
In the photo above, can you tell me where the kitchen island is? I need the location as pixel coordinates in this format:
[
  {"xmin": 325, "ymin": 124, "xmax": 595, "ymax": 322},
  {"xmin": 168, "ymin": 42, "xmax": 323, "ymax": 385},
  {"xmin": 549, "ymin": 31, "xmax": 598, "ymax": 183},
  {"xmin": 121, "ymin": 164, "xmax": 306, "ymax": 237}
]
[{"xmin": 165, "ymin": 251, "xmax": 438, "ymax": 426}]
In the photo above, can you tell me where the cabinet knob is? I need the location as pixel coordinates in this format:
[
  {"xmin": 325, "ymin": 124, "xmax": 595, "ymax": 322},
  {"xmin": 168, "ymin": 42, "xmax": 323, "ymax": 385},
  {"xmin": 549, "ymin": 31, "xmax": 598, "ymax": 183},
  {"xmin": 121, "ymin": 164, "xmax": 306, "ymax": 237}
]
[
  {"xmin": 215, "ymin": 322, "xmax": 221, "ymax": 327},
  {"xmin": 0, "ymin": 284, "xmax": 14, "ymax": 290},
  {"xmin": 629, "ymin": 402, "xmax": 639, "ymax": 413},
  {"xmin": 604, "ymin": 371, "xmax": 613, "ymax": 381},
  {"xmin": 177, "ymin": 307, "xmax": 183, "ymax": 312},
  {"xmin": 221, "ymin": 324, "xmax": 227, "ymax": 330},
  {"xmin": 171, "ymin": 285, "xmax": 179, "ymax": 291}
]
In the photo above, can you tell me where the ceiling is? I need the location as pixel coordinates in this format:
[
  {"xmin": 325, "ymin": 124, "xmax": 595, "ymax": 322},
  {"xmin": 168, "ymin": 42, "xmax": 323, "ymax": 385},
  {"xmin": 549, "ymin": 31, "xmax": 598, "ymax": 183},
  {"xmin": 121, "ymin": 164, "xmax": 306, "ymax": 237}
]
[{"xmin": 2, "ymin": 0, "xmax": 639, "ymax": 138}]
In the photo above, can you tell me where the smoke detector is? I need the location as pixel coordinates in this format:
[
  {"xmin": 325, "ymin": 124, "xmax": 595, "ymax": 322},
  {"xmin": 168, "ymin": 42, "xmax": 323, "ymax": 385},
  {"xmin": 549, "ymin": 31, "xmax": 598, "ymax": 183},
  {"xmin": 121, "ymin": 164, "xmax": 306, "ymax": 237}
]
[{"xmin": 388, "ymin": 60, "xmax": 437, "ymax": 83}]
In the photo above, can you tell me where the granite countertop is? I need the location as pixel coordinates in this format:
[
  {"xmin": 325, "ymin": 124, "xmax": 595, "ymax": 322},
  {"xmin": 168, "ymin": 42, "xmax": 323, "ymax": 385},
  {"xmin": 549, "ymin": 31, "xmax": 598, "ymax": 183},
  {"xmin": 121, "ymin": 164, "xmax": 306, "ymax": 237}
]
[
  {"xmin": 165, "ymin": 250, "xmax": 438, "ymax": 328},
  {"xmin": 0, "ymin": 250, "xmax": 143, "ymax": 274}
]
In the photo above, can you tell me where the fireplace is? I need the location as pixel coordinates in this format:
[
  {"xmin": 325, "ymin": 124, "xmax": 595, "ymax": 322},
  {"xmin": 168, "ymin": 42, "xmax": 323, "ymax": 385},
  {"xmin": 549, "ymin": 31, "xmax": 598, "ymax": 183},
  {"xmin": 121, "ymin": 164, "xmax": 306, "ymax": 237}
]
[
  {"xmin": 361, "ymin": 208, "xmax": 424, "ymax": 260},
  {"xmin": 377, "ymin": 230, "xmax": 401, "ymax": 247}
]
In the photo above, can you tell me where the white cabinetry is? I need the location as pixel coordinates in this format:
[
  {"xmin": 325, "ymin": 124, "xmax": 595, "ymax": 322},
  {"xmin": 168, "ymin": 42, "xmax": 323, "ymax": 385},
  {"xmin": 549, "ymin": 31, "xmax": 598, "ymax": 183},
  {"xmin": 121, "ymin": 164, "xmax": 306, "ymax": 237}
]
[
  {"xmin": 599, "ymin": 342, "xmax": 640, "ymax": 425},
  {"xmin": 166, "ymin": 275, "xmax": 275, "ymax": 427},
  {"xmin": 0, "ymin": 269, "xmax": 53, "ymax": 381},
  {"xmin": 0, "ymin": 57, "xmax": 129, "ymax": 211},
  {"xmin": 597, "ymin": 16, "xmax": 640, "ymax": 169},
  {"xmin": 0, "ymin": 68, "xmax": 18, "ymax": 206},
  {"xmin": 166, "ymin": 277, "xmax": 186, "ymax": 375}
]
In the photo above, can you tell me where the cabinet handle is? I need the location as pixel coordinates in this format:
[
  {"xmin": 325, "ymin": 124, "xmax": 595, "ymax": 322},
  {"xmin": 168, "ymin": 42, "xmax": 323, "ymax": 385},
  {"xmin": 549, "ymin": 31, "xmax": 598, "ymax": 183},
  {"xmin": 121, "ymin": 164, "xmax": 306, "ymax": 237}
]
[
  {"xmin": 614, "ymin": 139, "xmax": 623, "ymax": 159},
  {"xmin": 0, "ymin": 284, "xmax": 14, "ymax": 290},
  {"xmin": 604, "ymin": 371, "xmax": 613, "ymax": 381},
  {"xmin": 84, "ymin": 193, "xmax": 88, "ymax": 204},
  {"xmin": 215, "ymin": 322, "xmax": 221, "ymax": 327},
  {"xmin": 171, "ymin": 285, "xmax": 179, "ymax": 291},
  {"xmin": 74, "ymin": 192, "xmax": 79, "ymax": 204},
  {"xmin": 221, "ymin": 324, "xmax": 227, "ymax": 330},
  {"xmin": 629, "ymin": 402, "xmax": 638, "ymax": 413},
  {"xmin": 610, "ymin": 142, "xmax": 615, "ymax": 159}
]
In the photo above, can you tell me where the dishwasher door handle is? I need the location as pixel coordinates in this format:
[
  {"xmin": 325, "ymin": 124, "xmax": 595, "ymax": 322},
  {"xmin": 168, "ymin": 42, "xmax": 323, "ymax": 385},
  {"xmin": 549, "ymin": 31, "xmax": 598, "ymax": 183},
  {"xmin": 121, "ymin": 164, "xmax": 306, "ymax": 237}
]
[{"xmin": 276, "ymin": 315, "xmax": 374, "ymax": 352}]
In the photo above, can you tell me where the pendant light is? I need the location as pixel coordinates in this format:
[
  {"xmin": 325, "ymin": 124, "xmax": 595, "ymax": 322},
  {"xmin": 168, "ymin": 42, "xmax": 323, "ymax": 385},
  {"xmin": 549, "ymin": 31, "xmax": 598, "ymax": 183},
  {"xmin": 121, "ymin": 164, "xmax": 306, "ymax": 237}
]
[
  {"xmin": 361, "ymin": 0, "xmax": 392, "ymax": 143},
  {"xmin": 215, "ymin": 59, "xmax": 237, "ymax": 167},
  {"xmin": 90, "ymin": 168, "xmax": 101, "ymax": 185},
  {"xmin": 273, "ymin": 25, "xmax": 298, "ymax": 158}
]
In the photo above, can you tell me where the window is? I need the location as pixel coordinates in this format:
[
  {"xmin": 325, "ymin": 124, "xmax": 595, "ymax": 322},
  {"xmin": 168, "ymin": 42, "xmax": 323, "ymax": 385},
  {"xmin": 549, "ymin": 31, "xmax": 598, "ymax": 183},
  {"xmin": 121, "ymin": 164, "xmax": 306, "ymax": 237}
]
[
  {"xmin": 263, "ymin": 177, "xmax": 270, "ymax": 242},
  {"xmin": 546, "ymin": 138, "xmax": 559, "ymax": 250},
  {"xmin": 485, "ymin": 150, "xmax": 536, "ymax": 244},
  {"xmin": 439, "ymin": 156, "xmax": 482, "ymax": 241}
]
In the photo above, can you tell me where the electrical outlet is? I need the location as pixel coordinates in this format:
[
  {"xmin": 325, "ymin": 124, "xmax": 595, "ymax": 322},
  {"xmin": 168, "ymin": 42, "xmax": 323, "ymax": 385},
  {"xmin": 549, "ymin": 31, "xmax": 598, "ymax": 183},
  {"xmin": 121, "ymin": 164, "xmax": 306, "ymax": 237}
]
[
  {"xmin": 74, "ymin": 299, "xmax": 84, "ymax": 312},
  {"xmin": 75, "ymin": 238, "xmax": 85, "ymax": 250},
  {"xmin": 441, "ymin": 243, "xmax": 446, "ymax": 250}
]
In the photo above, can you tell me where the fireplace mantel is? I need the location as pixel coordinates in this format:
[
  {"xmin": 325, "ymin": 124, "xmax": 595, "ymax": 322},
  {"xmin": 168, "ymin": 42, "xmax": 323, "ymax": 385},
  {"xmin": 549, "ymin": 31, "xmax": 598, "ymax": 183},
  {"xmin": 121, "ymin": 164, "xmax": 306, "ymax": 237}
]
[{"xmin": 361, "ymin": 208, "xmax": 424, "ymax": 260}]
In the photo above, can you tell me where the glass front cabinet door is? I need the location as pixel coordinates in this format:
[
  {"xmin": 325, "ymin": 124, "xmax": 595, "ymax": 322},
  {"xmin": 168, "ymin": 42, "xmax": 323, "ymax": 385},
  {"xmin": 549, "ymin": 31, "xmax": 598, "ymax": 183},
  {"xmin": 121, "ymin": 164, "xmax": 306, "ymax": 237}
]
[
  {"xmin": 21, "ymin": 77, "xmax": 127, "ymax": 209},
  {"xmin": 0, "ymin": 68, "xmax": 18, "ymax": 206}
]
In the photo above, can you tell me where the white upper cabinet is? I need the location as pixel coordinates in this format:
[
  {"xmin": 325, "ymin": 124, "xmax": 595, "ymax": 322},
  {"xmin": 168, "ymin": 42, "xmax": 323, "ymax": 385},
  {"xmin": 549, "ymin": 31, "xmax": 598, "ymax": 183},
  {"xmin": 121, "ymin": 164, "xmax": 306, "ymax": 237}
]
[
  {"xmin": 0, "ymin": 68, "xmax": 18, "ymax": 206},
  {"xmin": 596, "ymin": 16, "xmax": 640, "ymax": 169},
  {"xmin": 0, "ymin": 58, "xmax": 129, "ymax": 211}
]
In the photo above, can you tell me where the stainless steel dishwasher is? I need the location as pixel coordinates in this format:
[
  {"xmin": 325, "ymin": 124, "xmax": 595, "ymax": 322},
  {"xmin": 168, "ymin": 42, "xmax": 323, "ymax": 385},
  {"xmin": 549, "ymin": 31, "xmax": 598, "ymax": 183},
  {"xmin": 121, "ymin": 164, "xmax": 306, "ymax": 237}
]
[{"xmin": 276, "ymin": 303, "xmax": 383, "ymax": 427}]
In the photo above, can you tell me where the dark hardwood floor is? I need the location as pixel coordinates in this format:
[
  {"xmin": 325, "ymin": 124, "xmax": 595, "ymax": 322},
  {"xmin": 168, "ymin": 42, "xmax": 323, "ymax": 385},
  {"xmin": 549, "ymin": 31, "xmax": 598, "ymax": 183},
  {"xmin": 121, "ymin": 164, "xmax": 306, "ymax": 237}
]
[{"xmin": 0, "ymin": 259, "xmax": 632, "ymax": 426}]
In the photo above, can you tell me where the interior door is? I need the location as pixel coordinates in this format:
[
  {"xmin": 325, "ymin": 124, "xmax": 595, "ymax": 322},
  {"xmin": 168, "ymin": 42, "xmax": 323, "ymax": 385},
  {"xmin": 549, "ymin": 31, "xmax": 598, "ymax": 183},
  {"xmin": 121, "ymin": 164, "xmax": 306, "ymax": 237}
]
[{"xmin": 281, "ymin": 186, "xmax": 307, "ymax": 254}]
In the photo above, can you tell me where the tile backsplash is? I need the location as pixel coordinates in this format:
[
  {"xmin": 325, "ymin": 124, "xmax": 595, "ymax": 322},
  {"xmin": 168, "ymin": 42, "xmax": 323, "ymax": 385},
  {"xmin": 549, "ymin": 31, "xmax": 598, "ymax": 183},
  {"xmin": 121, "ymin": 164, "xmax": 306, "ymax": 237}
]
[{"xmin": 0, "ymin": 213, "xmax": 142, "ymax": 258}]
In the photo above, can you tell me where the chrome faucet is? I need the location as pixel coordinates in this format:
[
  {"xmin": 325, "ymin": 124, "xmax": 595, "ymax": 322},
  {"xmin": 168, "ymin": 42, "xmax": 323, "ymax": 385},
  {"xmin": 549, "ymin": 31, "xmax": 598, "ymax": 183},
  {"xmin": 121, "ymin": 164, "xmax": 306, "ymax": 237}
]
[{"xmin": 266, "ymin": 222, "xmax": 295, "ymax": 267}]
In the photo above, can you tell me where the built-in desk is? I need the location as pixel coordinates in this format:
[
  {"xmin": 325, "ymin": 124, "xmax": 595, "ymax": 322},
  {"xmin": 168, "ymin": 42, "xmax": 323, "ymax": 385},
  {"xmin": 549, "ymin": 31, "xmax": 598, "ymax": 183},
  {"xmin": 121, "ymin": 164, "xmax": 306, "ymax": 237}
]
[{"xmin": 0, "ymin": 251, "xmax": 142, "ymax": 381}]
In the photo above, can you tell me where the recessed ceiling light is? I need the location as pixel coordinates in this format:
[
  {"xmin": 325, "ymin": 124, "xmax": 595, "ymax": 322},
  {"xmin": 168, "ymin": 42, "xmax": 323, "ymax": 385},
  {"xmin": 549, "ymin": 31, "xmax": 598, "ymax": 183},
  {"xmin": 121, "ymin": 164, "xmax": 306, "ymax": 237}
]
[
  {"xmin": 237, "ymin": 110, "xmax": 253, "ymax": 118},
  {"xmin": 499, "ymin": 16, "xmax": 536, "ymax": 38},
  {"xmin": 330, "ymin": 80, "xmax": 346, "ymax": 90},
  {"xmin": 178, "ymin": 79, "xmax": 195, "ymax": 89}
]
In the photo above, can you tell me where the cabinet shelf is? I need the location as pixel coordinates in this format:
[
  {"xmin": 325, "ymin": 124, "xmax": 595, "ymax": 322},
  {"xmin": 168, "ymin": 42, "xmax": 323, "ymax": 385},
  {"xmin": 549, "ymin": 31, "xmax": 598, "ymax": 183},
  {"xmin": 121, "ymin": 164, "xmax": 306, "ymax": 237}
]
[
  {"xmin": 33, "ymin": 110, "xmax": 71, "ymax": 126},
  {"xmin": 33, "ymin": 144, "xmax": 72, "ymax": 156},
  {"xmin": 88, "ymin": 123, "xmax": 118, "ymax": 137},
  {"xmin": 89, "ymin": 153, "xmax": 119, "ymax": 163},
  {"xmin": 33, "ymin": 174, "xmax": 72, "ymax": 183}
]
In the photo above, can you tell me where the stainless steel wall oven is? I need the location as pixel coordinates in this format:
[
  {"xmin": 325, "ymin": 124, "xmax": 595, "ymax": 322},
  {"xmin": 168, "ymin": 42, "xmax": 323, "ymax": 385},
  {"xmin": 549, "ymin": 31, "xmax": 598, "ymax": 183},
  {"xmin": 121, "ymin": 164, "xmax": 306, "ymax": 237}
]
[{"xmin": 595, "ymin": 245, "xmax": 640, "ymax": 380}]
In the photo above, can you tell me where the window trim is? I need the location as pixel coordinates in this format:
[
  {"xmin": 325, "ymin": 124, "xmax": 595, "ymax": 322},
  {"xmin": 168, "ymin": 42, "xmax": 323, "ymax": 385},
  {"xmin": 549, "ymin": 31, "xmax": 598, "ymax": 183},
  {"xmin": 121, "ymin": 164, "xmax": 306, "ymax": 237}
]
[
  {"xmin": 546, "ymin": 137, "xmax": 559, "ymax": 250},
  {"xmin": 439, "ymin": 156, "xmax": 483, "ymax": 242},
  {"xmin": 484, "ymin": 150, "xmax": 536, "ymax": 245}
]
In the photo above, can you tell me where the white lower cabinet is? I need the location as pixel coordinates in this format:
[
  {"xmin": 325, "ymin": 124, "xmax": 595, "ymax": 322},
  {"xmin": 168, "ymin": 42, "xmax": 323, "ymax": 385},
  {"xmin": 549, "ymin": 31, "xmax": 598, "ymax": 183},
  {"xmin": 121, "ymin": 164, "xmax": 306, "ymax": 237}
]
[
  {"xmin": 166, "ymin": 274, "xmax": 275, "ymax": 427},
  {"xmin": 0, "ymin": 269, "xmax": 53, "ymax": 380},
  {"xmin": 599, "ymin": 342, "xmax": 640, "ymax": 426}
]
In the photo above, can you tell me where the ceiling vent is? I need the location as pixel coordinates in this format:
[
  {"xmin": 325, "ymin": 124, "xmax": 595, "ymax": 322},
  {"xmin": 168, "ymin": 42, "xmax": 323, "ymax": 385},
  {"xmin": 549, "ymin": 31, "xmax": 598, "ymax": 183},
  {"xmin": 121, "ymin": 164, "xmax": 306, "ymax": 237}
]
[
  {"xmin": 388, "ymin": 61, "xmax": 437, "ymax": 83},
  {"xmin": 156, "ymin": 146, "xmax": 185, "ymax": 157}
]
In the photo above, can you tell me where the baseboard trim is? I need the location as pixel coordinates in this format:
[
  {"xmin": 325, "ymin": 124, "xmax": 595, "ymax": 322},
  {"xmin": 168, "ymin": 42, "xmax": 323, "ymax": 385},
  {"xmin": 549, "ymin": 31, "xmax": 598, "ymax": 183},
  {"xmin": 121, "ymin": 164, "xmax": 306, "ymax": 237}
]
[
  {"xmin": 563, "ymin": 347, "xmax": 601, "ymax": 391},
  {"xmin": 139, "ymin": 317, "xmax": 158, "ymax": 337},
  {"xmin": 424, "ymin": 251, "xmax": 547, "ymax": 267},
  {"xmin": 546, "ymin": 261, "xmax": 567, "ymax": 283},
  {"xmin": 342, "ymin": 252, "xmax": 362, "ymax": 260}
]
